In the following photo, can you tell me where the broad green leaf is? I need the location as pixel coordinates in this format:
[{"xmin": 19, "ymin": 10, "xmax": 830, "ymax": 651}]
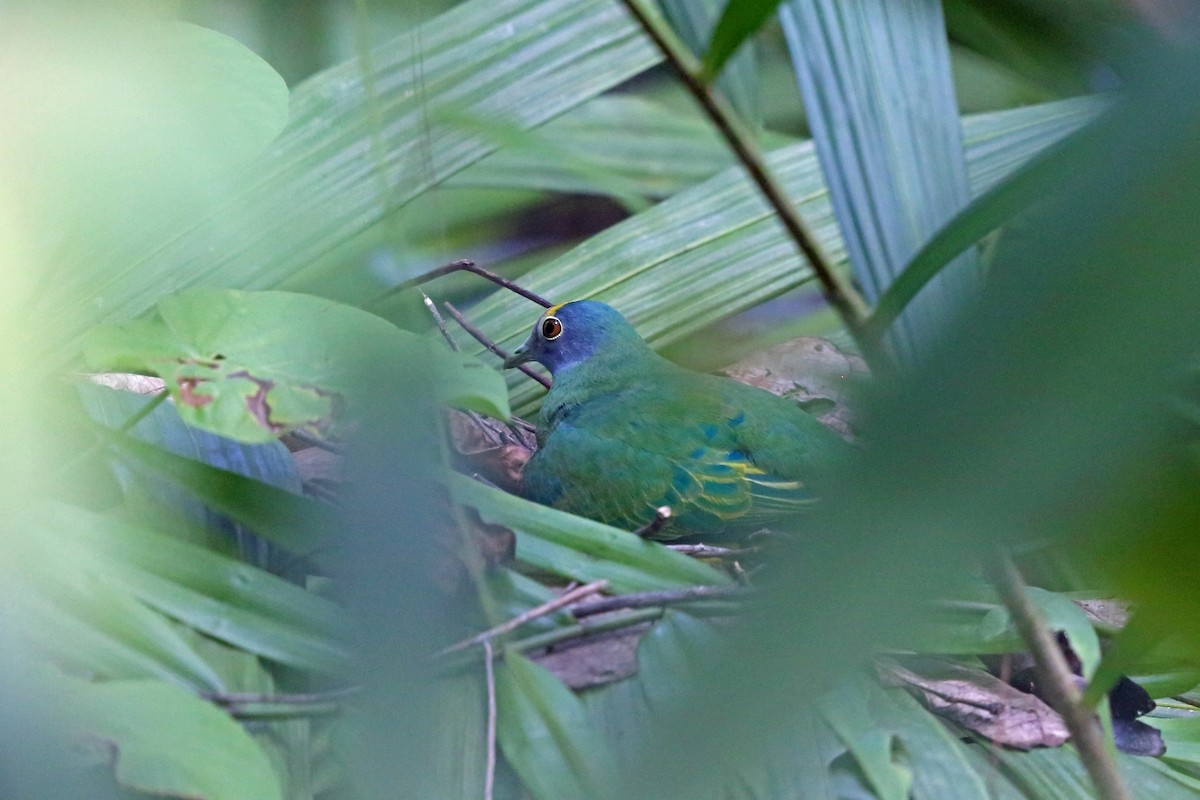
[
  {"xmin": 103, "ymin": 430, "xmax": 331, "ymax": 555},
  {"xmin": 458, "ymin": 97, "xmax": 1100, "ymax": 416},
  {"xmin": 867, "ymin": 101, "xmax": 1110, "ymax": 337},
  {"xmin": 66, "ymin": 678, "xmax": 282, "ymax": 800},
  {"xmin": 818, "ymin": 681, "xmax": 912, "ymax": 800},
  {"xmin": 12, "ymin": 583, "xmax": 225, "ymax": 692},
  {"xmin": 702, "ymin": 0, "xmax": 783, "ymax": 90},
  {"xmin": 451, "ymin": 95, "xmax": 782, "ymax": 199},
  {"xmin": 86, "ymin": 289, "xmax": 509, "ymax": 442},
  {"xmin": 1027, "ymin": 588, "xmax": 1102, "ymax": 680},
  {"xmin": 1147, "ymin": 716, "xmax": 1200, "ymax": 773},
  {"xmin": 2, "ymin": 10, "xmax": 287, "ymax": 354},
  {"xmin": 662, "ymin": 0, "xmax": 761, "ymax": 124},
  {"xmin": 780, "ymin": 0, "xmax": 980, "ymax": 359},
  {"xmin": 495, "ymin": 651, "xmax": 617, "ymax": 800},
  {"xmin": 863, "ymin": 683, "xmax": 995, "ymax": 800},
  {"xmin": 451, "ymin": 474, "xmax": 730, "ymax": 592},
  {"xmin": 61, "ymin": 506, "xmax": 346, "ymax": 672},
  {"xmin": 44, "ymin": 0, "xmax": 662, "ymax": 357}
]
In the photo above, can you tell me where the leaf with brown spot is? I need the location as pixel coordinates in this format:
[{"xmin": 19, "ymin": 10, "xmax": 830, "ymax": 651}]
[{"xmin": 85, "ymin": 289, "xmax": 510, "ymax": 443}]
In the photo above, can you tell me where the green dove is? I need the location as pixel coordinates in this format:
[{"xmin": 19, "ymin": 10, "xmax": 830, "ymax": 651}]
[{"xmin": 503, "ymin": 300, "xmax": 852, "ymax": 540}]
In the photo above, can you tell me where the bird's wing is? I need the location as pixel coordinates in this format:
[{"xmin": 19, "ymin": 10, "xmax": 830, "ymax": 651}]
[
  {"xmin": 520, "ymin": 420, "xmax": 677, "ymax": 532},
  {"xmin": 667, "ymin": 442, "xmax": 816, "ymax": 534},
  {"xmin": 522, "ymin": 407, "xmax": 816, "ymax": 537}
]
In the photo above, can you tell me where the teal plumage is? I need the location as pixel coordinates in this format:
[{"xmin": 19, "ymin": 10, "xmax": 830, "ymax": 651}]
[{"xmin": 503, "ymin": 301, "xmax": 851, "ymax": 540}]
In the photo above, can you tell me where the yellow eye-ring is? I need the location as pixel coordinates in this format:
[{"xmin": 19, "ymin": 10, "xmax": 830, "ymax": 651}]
[{"xmin": 541, "ymin": 316, "xmax": 563, "ymax": 340}]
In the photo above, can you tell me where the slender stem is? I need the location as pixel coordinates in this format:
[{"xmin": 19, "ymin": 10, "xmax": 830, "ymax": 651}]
[
  {"xmin": 483, "ymin": 637, "xmax": 497, "ymax": 800},
  {"xmin": 202, "ymin": 687, "xmax": 359, "ymax": 719},
  {"xmin": 438, "ymin": 579, "xmax": 609, "ymax": 656},
  {"xmin": 667, "ymin": 543, "xmax": 758, "ymax": 559},
  {"xmin": 615, "ymin": 0, "xmax": 872, "ymax": 353},
  {"xmin": 987, "ymin": 551, "xmax": 1132, "ymax": 800},
  {"xmin": 118, "ymin": 390, "xmax": 168, "ymax": 432},
  {"xmin": 505, "ymin": 607, "xmax": 666, "ymax": 655},
  {"xmin": 570, "ymin": 585, "xmax": 745, "ymax": 619},
  {"xmin": 374, "ymin": 259, "xmax": 553, "ymax": 309},
  {"xmin": 422, "ymin": 290, "xmax": 460, "ymax": 351},
  {"xmin": 443, "ymin": 302, "xmax": 552, "ymax": 390}
]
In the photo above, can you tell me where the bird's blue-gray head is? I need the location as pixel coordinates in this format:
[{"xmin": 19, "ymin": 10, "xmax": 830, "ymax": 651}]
[{"xmin": 502, "ymin": 300, "xmax": 647, "ymax": 375}]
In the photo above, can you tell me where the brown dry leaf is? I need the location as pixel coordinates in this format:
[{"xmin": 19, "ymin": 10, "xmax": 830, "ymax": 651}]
[
  {"xmin": 879, "ymin": 656, "xmax": 1069, "ymax": 750},
  {"xmin": 722, "ymin": 337, "xmax": 868, "ymax": 441},
  {"xmin": 447, "ymin": 408, "xmax": 536, "ymax": 491},
  {"xmin": 1075, "ymin": 598, "xmax": 1129, "ymax": 629},
  {"xmin": 88, "ymin": 373, "xmax": 167, "ymax": 394},
  {"xmin": 533, "ymin": 620, "xmax": 651, "ymax": 690}
]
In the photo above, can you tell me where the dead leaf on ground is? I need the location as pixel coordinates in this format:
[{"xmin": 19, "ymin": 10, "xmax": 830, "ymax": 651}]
[
  {"xmin": 533, "ymin": 620, "xmax": 650, "ymax": 690},
  {"xmin": 879, "ymin": 656, "xmax": 1069, "ymax": 750},
  {"xmin": 447, "ymin": 409, "xmax": 536, "ymax": 491},
  {"xmin": 723, "ymin": 337, "xmax": 868, "ymax": 441}
]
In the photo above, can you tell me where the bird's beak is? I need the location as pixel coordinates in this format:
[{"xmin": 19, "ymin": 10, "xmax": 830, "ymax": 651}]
[{"xmin": 503, "ymin": 336, "xmax": 533, "ymax": 369}]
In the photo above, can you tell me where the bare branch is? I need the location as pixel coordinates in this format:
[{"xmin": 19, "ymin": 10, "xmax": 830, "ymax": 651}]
[
  {"xmin": 483, "ymin": 637, "xmax": 497, "ymax": 800},
  {"xmin": 444, "ymin": 302, "xmax": 552, "ymax": 390},
  {"xmin": 614, "ymin": 0, "xmax": 874, "ymax": 357},
  {"xmin": 378, "ymin": 258, "xmax": 553, "ymax": 309},
  {"xmin": 987, "ymin": 551, "xmax": 1132, "ymax": 800},
  {"xmin": 570, "ymin": 585, "xmax": 745, "ymax": 619},
  {"xmin": 438, "ymin": 579, "xmax": 609, "ymax": 657}
]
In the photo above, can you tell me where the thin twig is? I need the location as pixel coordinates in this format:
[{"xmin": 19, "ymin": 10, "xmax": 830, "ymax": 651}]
[
  {"xmin": 667, "ymin": 543, "xmax": 758, "ymax": 558},
  {"xmin": 483, "ymin": 637, "xmax": 497, "ymax": 800},
  {"xmin": 202, "ymin": 688, "xmax": 360, "ymax": 705},
  {"xmin": 422, "ymin": 289, "xmax": 460, "ymax": 351},
  {"xmin": 986, "ymin": 551, "xmax": 1132, "ymax": 800},
  {"xmin": 570, "ymin": 585, "xmax": 745, "ymax": 619},
  {"xmin": 634, "ymin": 506, "xmax": 672, "ymax": 538},
  {"xmin": 423, "ymin": 291, "xmax": 511, "ymax": 445},
  {"xmin": 118, "ymin": 390, "xmax": 168, "ymax": 432},
  {"xmin": 444, "ymin": 302, "xmax": 552, "ymax": 390},
  {"xmin": 615, "ymin": 0, "xmax": 872, "ymax": 354},
  {"xmin": 438, "ymin": 579, "xmax": 609, "ymax": 657},
  {"xmin": 505, "ymin": 608, "xmax": 665, "ymax": 656},
  {"xmin": 201, "ymin": 687, "xmax": 359, "ymax": 719},
  {"xmin": 375, "ymin": 258, "xmax": 554, "ymax": 309}
]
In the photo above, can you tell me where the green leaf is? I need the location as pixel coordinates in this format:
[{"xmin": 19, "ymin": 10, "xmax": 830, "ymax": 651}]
[
  {"xmin": 12, "ymin": 581, "xmax": 226, "ymax": 692},
  {"xmin": 59, "ymin": 505, "xmax": 347, "ymax": 673},
  {"xmin": 495, "ymin": 651, "xmax": 617, "ymax": 800},
  {"xmin": 452, "ymin": 95, "xmax": 775, "ymax": 199},
  {"xmin": 1027, "ymin": 587, "xmax": 1102, "ymax": 680},
  {"xmin": 1149, "ymin": 716, "xmax": 1200, "ymax": 767},
  {"xmin": 67, "ymin": 678, "xmax": 282, "ymax": 800},
  {"xmin": 451, "ymin": 475, "xmax": 730, "ymax": 593},
  {"xmin": 701, "ymin": 0, "xmax": 783, "ymax": 89},
  {"xmin": 46, "ymin": 0, "xmax": 662, "ymax": 356},
  {"xmin": 103, "ymin": 429, "xmax": 331, "ymax": 555},
  {"xmin": 663, "ymin": 0, "xmax": 761, "ymax": 124},
  {"xmin": 86, "ymin": 289, "xmax": 509, "ymax": 442},
  {"xmin": 460, "ymin": 97, "xmax": 1099, "ymax": 416},
  {"xmin": 779, "ymin": 0, "xmax": 981, "ymax": 358},
  {"xmin": 868, "ymin": 98, "xmax": 1111, "ymax": 339},
  {"xmin": 819, "ymin": 681, "xmax": 912, "ymax": 800}
]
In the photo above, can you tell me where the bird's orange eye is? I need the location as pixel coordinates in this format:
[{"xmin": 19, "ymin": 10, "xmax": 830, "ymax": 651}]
[{"xmin": 541, "ymin": 316, "xmax": 563, "ymax": 340}]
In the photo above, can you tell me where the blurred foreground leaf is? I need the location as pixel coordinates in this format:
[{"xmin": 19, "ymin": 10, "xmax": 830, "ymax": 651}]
[
  {"xmin": 65, "ymin": 677, "xmax": 282, "ymax": 800},
  {"xmin": 87, "ymin": 289, "xmax": 509, "ymax": 442}
]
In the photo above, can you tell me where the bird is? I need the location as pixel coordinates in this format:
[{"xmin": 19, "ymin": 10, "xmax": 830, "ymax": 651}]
[{"xmin": 502, "ymin": 300, "xmax": 853, "ymax": 540}]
